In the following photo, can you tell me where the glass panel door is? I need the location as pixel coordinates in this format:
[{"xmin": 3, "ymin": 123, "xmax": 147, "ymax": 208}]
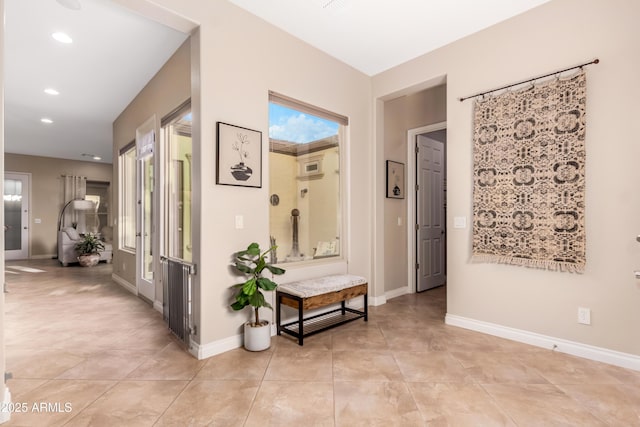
[
  {"xmin": 142, "ymin": 157, "xmax": 154, "ymax": 282},
  {"xmin": 4, "ymin": 173, "xmax": 29, "ymax": 260},
  {"xmin": 135, "ymin": 116, "xmax": 156, "ymax": 301}
]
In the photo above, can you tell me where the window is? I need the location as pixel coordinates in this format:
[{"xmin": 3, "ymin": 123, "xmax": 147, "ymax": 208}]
[
  {"xmin": 85, "ymin": 181, "xmax": 110, "ymax": 235},
  {"xmin": 119, "ymin": 142, "xmax": 136, "ymax": 251},
  {"xmin": 268, "ymin": 92, "xmax": 347, "ymax": 264},
  {"xmin": 162, "ymin": 101, "xmax": 192, "ymax": 262}
]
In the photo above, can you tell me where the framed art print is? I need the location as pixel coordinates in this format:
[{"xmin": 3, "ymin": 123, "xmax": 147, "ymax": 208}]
[
  {"xmin": 386, "ymin": 160, "xmax": 405, "ymax": 199},
  {"xmin": 216, "ymin": 122, "xmax": 262, "ymax": 188}
]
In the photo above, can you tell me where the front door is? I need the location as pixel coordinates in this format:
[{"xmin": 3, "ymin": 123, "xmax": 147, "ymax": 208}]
[
  {"xmin": 4, "ymin": 173, "xmax": 30, "ymax": 260},
  {"xmin": 416, "ymin": 134, "xmax": 446, "ymax": 292},
  {"xmin": 136, "ymin": 116, "xmax": 156, "ymax": 301}
]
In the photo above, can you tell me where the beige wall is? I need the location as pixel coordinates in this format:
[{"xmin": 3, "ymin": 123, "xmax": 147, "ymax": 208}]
[
  {"xmin": 383, "ymin": 85, "xmax": 446, "ymax": 292},
  {"xmin": 373, "ymin": 0, "xmax": 640, "ymax": 356},
  {"xmin": 5, "ymin": 153, "xmax": 112, "ymax": 258},
  {"xmin": 112, "ymin": 39, "xmax": 191, "ymax": 289}
]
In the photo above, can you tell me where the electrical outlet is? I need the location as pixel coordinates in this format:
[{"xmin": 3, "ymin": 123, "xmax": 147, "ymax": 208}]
[{"xmin": 578, "ymin": 307, "xmax": 591, "ymax": 325}]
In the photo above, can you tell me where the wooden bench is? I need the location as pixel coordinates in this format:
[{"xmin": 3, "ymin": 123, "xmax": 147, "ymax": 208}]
[{"xmin": 276, "ymin": 274, "xmax": 368, "ymax": 345}]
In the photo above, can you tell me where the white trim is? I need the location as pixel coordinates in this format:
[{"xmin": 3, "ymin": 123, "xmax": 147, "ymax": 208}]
[
  {"xmin": 385, "ymin": 286, "xmax": 408, "ymax": 301},
  {"xmin": 111, "ymin": 273, "xmax": 137, "ymax": 295},
  {"xmin": 0, "ymin": 387, "xmax": 11, "ymax": 423},
  {"xmin": 153, "ymin": 300, "xmax": 163, "ymax": 314},
  {"xmin": 407, "ymin": 122, "xmax": 447, "ymax": 294},
  {"xmin": 446, "ymin": 314, "xmax": 640, "ymax": 372},
  {"xmin": 369, "ymin": 295, "xmax": 386, "ymax": 306},
  {"xmin": 190, "ymin": 334, "xmax": 243, "ymax": 360}
]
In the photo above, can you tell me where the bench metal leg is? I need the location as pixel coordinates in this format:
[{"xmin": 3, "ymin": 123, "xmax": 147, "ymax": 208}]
[
  {"xmin": 341, "ymin": 300, "xmax": 346, "ymax": 315},
  {"xmin": 364, "ymin": 292, "xmax": 368, "ymax": 321},
  {"xmin": 276, "ymin": 292, "xmax": 282, "ymax": 336},
  {"xmin": 298, "ymin": 299, "xmax": 304, "ymax": 346}
]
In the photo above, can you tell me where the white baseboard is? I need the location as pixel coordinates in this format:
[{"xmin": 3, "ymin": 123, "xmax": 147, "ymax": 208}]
[
  {"xmin": 111, "ymin": 273, "xmax": 137, "ymax": 295},
  {"xmin": 385, "ymin": 286, "xmax": 409, "ymax": 301},
  {"xmin": 445, "ymin": 314, "xmax": 640, "ymax": 371},
  {"xmin": 153, "ymin": 301, "xmax": 163, "ymax": 314},
  {"xmin": 369, "ymin": 295, "xmax": 386, "ymax": 306},
  {"xmin": 190, "ymin": 334, "xmax": 243, "ymax": 360},
  {"xmin": 0, "ymin": 387, "xmax": 12, "ymax": 423}
]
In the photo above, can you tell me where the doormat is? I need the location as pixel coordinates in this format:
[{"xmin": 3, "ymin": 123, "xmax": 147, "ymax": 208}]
[{"xmin": 472, "ymin": 71, "xmax": 586, "ymax": 273}]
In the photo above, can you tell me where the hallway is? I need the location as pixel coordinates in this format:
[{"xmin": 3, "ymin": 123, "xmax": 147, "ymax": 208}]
[{"xmin": 3, "ymin": 260, "xmax": 640, "ymax": 425}]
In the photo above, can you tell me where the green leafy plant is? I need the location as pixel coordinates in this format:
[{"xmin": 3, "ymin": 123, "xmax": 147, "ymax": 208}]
[
  {"xmin": 230, "ymin": 242, "xmax": 285, "ymax": 326},
  {"xmin": 75, "ymin": 233, "xmax": 105, "ymax": 255}
]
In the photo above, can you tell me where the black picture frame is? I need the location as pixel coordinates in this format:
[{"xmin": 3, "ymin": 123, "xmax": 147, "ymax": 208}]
[
  {"xmin": 216, "ymin": 122, "xmax": 262, "ymax": 188},
  {"xmin": 386, "ymin": 160, "xmax": 405, "ymax": 199}
]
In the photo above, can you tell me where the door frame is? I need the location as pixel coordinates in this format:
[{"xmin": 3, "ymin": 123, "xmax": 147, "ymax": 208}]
[
  {"xmin": 406, "ymin": 122, "xmax": 446, "ymax": 294},
  {"xmin": 4, "ymin": 172, "xmax": 31, "ymax": 260}
]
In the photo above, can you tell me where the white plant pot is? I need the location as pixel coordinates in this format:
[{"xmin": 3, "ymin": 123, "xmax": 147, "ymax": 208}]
[
  {"xmin": 78, "ymin": 253, "xmax": 100, "ymax": 267},
  {"xmin": 244, "ymin": 321, "xmax": 271, "ymax": 351}
]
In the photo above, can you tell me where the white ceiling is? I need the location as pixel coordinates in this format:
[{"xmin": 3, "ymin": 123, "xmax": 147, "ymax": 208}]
[
  {"xmin": 227, "ymin": 0, "xmax": 551, "ymax": 76},
  {"xmin": 4, "ymin": 0, "xmax": 188, "ymax": 163},
  {"xmin": 4, "ymin": 0, "xmax": 550, "ymax": 164}
]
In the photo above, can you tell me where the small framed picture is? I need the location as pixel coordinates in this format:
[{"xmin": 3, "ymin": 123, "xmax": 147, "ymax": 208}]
[
  {"xmin": 216, "ymin": 122, "xmax": 262, "ymax": 188},
  {"xmin": 386, "ymin": 160, "xmax": 405, "ymax": 199}
]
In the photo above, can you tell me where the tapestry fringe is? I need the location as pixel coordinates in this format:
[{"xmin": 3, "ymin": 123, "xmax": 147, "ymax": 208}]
[{"xmin": 471, "ymin": 254, "xmax": 585, "ymax": 274}]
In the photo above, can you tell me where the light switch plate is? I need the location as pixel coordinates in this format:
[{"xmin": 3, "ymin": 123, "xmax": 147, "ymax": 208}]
[
  {"xmin": 235, "ymin": 215, "xmax": 244, "ymax": 229},
  {"xmin": 453, "ymin": 216, "xmax": 467, "ymax": 229}
]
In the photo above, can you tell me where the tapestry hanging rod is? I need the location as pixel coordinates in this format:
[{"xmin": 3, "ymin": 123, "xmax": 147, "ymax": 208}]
[{"xmin": 458, "ymin": 58, "xmax": 599, "ymax": 102}]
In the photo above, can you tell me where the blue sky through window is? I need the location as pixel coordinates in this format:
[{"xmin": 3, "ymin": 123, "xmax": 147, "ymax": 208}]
[{"xmin": 269, "ymin": 103, "xmax": 339, "ymax": 144}]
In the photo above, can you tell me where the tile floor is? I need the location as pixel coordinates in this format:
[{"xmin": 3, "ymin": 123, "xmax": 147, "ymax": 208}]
[{"xmin": 3, "ymin": 259, "xmax": 640, "ymax": 426}]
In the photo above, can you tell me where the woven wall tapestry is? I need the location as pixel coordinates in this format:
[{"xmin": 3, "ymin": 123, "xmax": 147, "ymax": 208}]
[{"xmin": 472, "ymin": 71, "xmax": 586, "ymax": 273}]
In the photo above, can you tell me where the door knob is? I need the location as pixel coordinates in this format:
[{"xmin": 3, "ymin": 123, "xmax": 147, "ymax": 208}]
[{"xmin": 635, "ymin": 271, "xmax": 640, "ymax": 280}]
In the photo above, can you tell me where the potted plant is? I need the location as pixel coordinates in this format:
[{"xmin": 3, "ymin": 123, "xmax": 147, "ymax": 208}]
[
  {"xmin": 75, "ymin": 233, "xmax": 105, "ymax": 267},
  {"xmin": 230, "ymin": 242, "xmax": 285, "ymax": 351}
]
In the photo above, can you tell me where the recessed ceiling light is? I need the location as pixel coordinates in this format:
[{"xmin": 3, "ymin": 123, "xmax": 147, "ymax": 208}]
[
  {"xmin": 82, "ymin": 153, "xmax": 102, "ymax": 161},
  {"xmin": 56, "ymin": 0, "xmax": 81, "ymax": 10},
  {"xmin": 312, "ymin": 0, "xmax": 349, "ymax": 9},
  {"xmin": 52, "ymin": 32, "xmax": 73, "ymax": 44},
  {"xmin": 44, "ymin": 88, "xmax": 59, "ymax": 96},
  {"xmin": 41, "ymin": 118, "xmax": 54, "ymax": 124}
]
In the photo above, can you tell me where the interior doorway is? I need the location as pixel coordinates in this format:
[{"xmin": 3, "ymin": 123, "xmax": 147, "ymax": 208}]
[
  {"xmin": 416, "ymin": 131, "xmax": 446, "ymax": 291},
  {"xmin": 407, "ymin": 123, "xmax": 447, "ymax": 293}
]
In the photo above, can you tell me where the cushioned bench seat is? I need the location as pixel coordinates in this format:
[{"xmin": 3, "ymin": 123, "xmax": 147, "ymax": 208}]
[{"xmin": 276, "ymin": 274, "xmax": 368, "ymax": 345}]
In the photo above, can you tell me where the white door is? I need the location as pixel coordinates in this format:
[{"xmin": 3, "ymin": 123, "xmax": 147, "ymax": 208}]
[
  {"xmin": 136, "ymin": 116, "xmax": 156, "ymax": 301},
  {"xmin": 416, "ymin": 134, "xmax": 446, "ymax": 292},
  {"xmin": 4, "ymin": 173, "xmax": 30, "ymax": 260}
]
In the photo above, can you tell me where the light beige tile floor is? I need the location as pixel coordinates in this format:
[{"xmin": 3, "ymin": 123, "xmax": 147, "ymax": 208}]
[{"xmin": 4, "ymin": 259, "xmax": 640, "ymax": 426}]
